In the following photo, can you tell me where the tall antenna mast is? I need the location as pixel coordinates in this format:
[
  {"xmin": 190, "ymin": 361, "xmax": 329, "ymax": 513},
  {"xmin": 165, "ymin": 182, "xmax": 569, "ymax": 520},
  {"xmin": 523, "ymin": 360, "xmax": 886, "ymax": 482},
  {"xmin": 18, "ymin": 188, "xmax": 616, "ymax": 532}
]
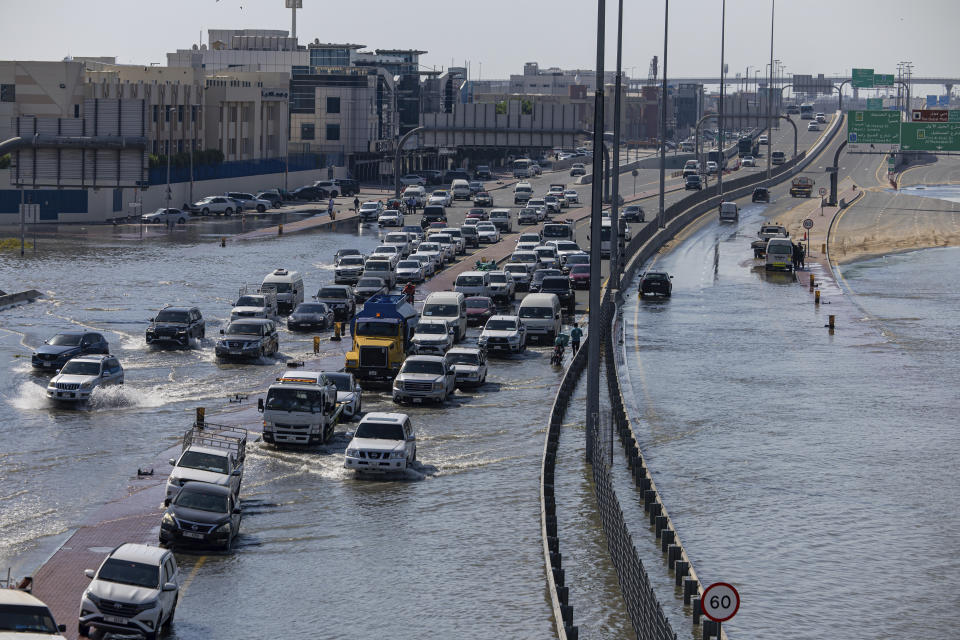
[{"xmin": 285, "ymin": 0, "xmax": 302, "ymax": 39}]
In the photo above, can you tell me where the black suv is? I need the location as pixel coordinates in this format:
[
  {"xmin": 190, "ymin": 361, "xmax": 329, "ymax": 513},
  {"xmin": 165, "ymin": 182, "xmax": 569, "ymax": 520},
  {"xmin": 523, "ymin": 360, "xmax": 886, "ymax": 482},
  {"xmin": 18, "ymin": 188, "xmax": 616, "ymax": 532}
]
[
  {"xmin": 639, "ymin": 271, "xmax": 673, "ymax": 298},
  {"xmin": 444, "ymin": 170, "xmax": 470, "ymax": 183},
  {"xmin": 423, "ymin": 170, "xmax": 444, "ymax": 185},
  {"xmin": 159, "ymin": 481, "xmax": 241, "ymax": 551},
  {"xmin": 335, "ymin": 178, "xmax": 360, "ymax": 196},
  {"xmin": 420, "ymin": 205, "xmax": 448, "ymax": 229},
  {"xmin": 752, "ymin": 187, "xmax": 770, "ymax": 203},
  {"xmin": 685, "ymin": 175, "xmax": 703, "ymax": 190},
  {"xmin": 621, "ymin": 205, "xmax": 645, "ymax": 222},
  {"xmin": 31, "ymin": 330, "xmax": 109, "ymax": 370},
  {"xmin": 540, "ymin": 276, "xmax": 575, "ymax": 312},
  {"xmin": 146, "ymin": 306, "xmax": 205, "ymax": 347}
]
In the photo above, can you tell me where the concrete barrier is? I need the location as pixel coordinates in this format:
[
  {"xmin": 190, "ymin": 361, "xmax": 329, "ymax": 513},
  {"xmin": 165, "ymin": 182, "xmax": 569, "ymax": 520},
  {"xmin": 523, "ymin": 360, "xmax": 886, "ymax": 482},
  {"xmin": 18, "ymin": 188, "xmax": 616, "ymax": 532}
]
[{"xmin": 0, "ymin": 289, "xmax": 41, "ymax": 311}]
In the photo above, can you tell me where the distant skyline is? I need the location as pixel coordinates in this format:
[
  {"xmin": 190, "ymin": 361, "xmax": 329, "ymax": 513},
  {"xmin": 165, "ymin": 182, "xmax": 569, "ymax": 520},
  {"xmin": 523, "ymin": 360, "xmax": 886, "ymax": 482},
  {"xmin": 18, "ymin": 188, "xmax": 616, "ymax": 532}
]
[{"xmin": 1, "ymin": 0, "xmax": 958, "ymax": 91}]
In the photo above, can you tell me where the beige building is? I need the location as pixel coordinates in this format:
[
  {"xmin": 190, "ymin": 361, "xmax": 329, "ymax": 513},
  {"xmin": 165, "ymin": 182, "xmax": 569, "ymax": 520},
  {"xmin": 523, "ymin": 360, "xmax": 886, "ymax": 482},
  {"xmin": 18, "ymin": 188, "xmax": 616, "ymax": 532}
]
[
  {"xmin": 0, "ymin": 59, "xmax": 87, "ymax": 141},
  {"xmin": 202, "ymin": 71, "xmax": 289, "ymax": 161}
]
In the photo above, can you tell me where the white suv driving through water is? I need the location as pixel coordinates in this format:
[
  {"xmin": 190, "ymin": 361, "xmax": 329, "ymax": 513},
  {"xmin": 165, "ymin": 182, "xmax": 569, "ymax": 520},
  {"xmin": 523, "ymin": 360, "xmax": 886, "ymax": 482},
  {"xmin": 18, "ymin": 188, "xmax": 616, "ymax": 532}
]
[
  {"xmin": 46, "ymin": 354, "xmax": 124, "ymax": 403},
  {"xmin": 344, "ymin": 412, "xmax": 417, "ymax": 474}
]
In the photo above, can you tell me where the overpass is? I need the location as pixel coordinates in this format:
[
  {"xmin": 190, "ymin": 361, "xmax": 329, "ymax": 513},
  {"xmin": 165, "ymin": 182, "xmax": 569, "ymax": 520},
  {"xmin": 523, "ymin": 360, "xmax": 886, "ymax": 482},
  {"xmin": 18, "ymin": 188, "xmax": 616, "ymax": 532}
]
[{"xmin": 628, "ymin": 76, "xmax": 960, "ymax": 92}]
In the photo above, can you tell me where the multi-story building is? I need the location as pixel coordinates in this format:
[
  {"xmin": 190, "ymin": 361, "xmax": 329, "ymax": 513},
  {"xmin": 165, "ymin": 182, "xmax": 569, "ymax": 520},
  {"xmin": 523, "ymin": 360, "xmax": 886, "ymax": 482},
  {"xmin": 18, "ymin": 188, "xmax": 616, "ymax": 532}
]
[{"xmin": 509, "ymin": 62, "xmax": 623, "ymax": 96}]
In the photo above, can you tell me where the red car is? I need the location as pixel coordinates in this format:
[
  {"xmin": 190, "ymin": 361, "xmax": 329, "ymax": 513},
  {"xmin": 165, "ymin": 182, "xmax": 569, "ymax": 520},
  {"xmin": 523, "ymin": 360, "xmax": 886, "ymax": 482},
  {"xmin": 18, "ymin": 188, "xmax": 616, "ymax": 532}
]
[
  {"xmin": 569, "ymin": 264, "xmax": 591, "ymax": 289},
  {"xmin": 465, "ymin": 296, "xmax": 496, "ymax": 326},
  {"xmin": 465, "ymin": 208, "xmax": 489, "ymax": 221}
]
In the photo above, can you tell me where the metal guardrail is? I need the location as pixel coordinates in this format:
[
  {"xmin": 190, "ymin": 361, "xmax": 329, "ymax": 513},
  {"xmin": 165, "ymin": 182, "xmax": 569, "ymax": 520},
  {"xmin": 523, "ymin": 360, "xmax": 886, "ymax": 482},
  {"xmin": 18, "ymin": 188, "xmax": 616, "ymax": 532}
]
[{"xmin": 540, "ymin": 111, "xmax": 846, "ymax": 639}]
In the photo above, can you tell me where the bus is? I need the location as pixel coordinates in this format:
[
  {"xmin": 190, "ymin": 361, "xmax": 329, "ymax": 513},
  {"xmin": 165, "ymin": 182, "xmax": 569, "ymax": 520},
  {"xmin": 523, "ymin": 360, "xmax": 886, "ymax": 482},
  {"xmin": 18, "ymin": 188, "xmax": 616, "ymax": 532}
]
[
  {"xmin": 800, "ymin": 103, "xmax": 815, "ymax": 120},
  {"xmin": 737, "ymin": 134, "xmax": 759, "ymax": 157},
  {"xmin": 512, "ymin": 159, "xmax": 533, "ymax": 178},
  {"xmin": 707, "ymin": 149, "xmax": 727, "ymax": 169}
]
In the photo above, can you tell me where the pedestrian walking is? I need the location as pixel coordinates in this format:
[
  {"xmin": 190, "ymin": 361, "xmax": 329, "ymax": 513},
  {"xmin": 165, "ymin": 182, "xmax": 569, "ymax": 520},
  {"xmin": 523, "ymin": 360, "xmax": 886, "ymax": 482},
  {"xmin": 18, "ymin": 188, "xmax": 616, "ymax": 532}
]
[
  {"xmin": 353, "ymin": 196, "xmax": 360, "ymax": 212},
  {"xmin": 328, "ymin": 197, "xmax": 335, "ymax": 217},
  {"xmin": 798, "ymin": 243, "xmax": 806, "ymax": 270},
  {"xmin": 791, "ymin": 242, "xmax": 800, "ymax": 270},
  {"xmin": 570, "ymin": 323, "xmax": 583, "ymax": 355}
]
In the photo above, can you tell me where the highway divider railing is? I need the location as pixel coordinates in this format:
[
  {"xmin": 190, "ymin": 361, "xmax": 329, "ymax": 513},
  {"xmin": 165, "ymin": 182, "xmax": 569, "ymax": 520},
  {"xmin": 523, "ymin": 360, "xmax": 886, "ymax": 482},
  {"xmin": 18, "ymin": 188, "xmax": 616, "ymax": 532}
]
[{"xmin": 539, "ymin": 111, "xmax": 845, "ymax": 639}]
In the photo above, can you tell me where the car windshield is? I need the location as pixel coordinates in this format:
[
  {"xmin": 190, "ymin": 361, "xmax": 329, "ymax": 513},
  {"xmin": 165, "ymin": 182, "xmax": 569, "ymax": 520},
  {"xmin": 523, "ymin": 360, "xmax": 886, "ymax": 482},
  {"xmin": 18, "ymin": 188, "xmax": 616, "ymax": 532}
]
[
  {"xmin": 567, "ymin": 255, "xmax": 589, "ymax": 265},
  {"xmin": 466, "ymin": 298, "xmax": 491, "ymax": 309},
  {"xmin": 419, "ymin": 243, "xmax": 439, "ymax": 252},
  {"xmin": 412, "ymin": 255, "xmax": 431, "ymax": 264},
  {"xmin": 155, "ymin": 310, "xmax": 190, "ymax": 323},
  {"xmin": 519, "ymin": 306, "xmax": 554, "ymax": 319},
  {"xmin": 355, "ymin": 321, "xmax": 397, "ymax": 337},
  {"xmin": 556, "ymin": 242, "xmax": 579, "ymax": 251},
  {"xmin": 365, "ymin": 262, "xmax": 389, "ymax": 271},
  {"xmin": 397, "ymin": 261, "xmax": 419, "ymax": 269},
  {"xmin": 49, "ymin": 333, "xmax": 83, "ymax": 346},
  {"xmin": 504, "ymin": 265, "xmax": 526, "ymax": 273},
  {"xmin": 325, "ymin": 373, "xmax": 353, "ymax": 391},
  {"xmin": 768, "ymin": 243, "xmax": 792, "ymax": 255},
  {"xmin": 175, "ymin": 489, "xmax": 228, "ymax": 514},
  {"xmin": 225, "ymin": 323, "xmax": 263, "ymax": 336},
  {"xmin": 60, "ymin": 360, "xmax": 101, "ymax": 376},
  {"xmin": 355, "ymin": 421, "xmax": 404, "ymax": 440},
  {"xmin": 235, "ymin": 296, "xmax": 264, "ymax": 307},
  {"xmin": 645, "ymin": 273, "xmax": 669, "ymax": 281},
  {"xmin": 385, "ymin": 234, "xmax": 407, "ymax": 243},
  {"xmin": 96, "ymin": 559, "xmax": 159, "ymax": 589},
  {"xmin": 360, "ymin": 203, "xmax": 378, "ymax": 211},
  {"xmin": 422, "ymin": 303, "xmax": 458, "ymax": 317},
  {"xmin": 402, "ymin": 226, "xmax": 421, "ymax": 234},
  {"xmin": 542, "ymin": 278, "xmax": 569, "ymax": 290},
  {"xmin": 477, "ymin": 225, "xmax": 495, "ymax": 232},
  {"xmin": 263, "ymin": 282, "xmax": 291, "ymax": 293},
  {"xmin": 486, "ymin": 319, "xmax": 517, "ymax": 331},
  {"xmin": 178, "ymin": 451, "xmax": 229, "ymax": 473},
  {"xmin": 489, "ymin": 274, "xmax": 507, "ymax": 283},
  {"xmin": 447, "ymin": 352, "xmax": 480, "ymax": 366},
  {"xmin": 318, "ymin": 288, "xmax": 348, "ymax": 299},
  {"xmin": 535, "ymin": 249, "xmax": 555, "ymax": 258},
  {"xmin": 571, "ymin": 265, "xmax": 591, "ymax": 274},
  {"xmin": 402, "ymin": 360, "xmax": 445, "ymax": 375},
  {"xmin": 513, "ymin": 253, "xmax": 536, "ymax": 262},
  {"xmin": 357, "ymin": 278, "xmax": 384, "ymax": 288},
  {"xmin": 0, "ymin": 604, "xmax": 58, "ymax": 633},
  {"xmin": 295, "ymin": 303, "xmax": 327, "ymax": 314},
  {"xmin": 457, "ymin": 276, "xmax": 483, "ymax": 286},
  {"xmin": 417, "ymin": 323, "xmax": 447, "ymax": 335},
  {"xmin": 265, "ymin": 387, "xmax": 325, "ymax": 413},
  {"xmin": 374, "ymin": 246, "xmax": 397, "ymax": 254}
]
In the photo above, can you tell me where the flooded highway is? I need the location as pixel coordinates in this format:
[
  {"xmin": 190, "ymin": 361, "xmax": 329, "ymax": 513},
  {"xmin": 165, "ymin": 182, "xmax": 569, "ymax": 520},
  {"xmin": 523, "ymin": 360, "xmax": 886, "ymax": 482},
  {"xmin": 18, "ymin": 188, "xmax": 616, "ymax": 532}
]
[{"xmin": 620, "ymin": 204, "xmax": 960, "ymax": 638}]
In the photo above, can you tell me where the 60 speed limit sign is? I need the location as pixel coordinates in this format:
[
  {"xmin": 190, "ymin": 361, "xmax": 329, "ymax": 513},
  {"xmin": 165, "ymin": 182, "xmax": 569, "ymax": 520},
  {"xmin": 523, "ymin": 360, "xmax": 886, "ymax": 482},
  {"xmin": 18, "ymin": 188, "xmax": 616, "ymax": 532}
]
[{"xmin": 701, "ymin": 582, "xmax": 740, "ymax": 623}]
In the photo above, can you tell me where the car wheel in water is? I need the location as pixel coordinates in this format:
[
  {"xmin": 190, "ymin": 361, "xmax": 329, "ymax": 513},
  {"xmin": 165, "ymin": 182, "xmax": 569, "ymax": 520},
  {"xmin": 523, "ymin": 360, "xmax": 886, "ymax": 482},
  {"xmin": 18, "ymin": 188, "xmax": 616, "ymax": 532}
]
[
  {"xmin": 225, "ymin": 207, "xmax": 234, "ymax": 216},
  {"xmin": 202, "ymin": 207, "xmax": 210, "ymax": 215},
  {"xmin": 143, "ymin": 614, "xmax": 161, "ymax": 640},
  {"xmin": 257, "ymin": 205, "xmax": 265, "ymax": 213},
  {"xmin": 78, "ymin": 622, "xmax": 91, "ymax": 637},
  {"xmin": 164, "ymin": 597, "xmax": 177, "ymax": 628},
  {"xmin": 177, "ymin": 217, "xmax": 185, "ymax": 224}
]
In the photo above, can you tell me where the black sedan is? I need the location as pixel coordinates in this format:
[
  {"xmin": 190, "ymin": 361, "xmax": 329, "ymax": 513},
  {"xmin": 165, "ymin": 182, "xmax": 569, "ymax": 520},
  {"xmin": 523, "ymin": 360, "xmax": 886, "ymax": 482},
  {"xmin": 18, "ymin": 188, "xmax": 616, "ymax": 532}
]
[
  {"xmin": 291, "ymin": 185, "xmax": 328, "ymax": 201},
  {"xmin": 287, "ymin": 302, "xmax": 335, "ymax": 331},
  {"xmin": 159, "ymin": 481, "xmax": 241, "ymax": 551},
  {"xmin": 639, "ymin": 271, "xmax": 673, "ymax": 298}
]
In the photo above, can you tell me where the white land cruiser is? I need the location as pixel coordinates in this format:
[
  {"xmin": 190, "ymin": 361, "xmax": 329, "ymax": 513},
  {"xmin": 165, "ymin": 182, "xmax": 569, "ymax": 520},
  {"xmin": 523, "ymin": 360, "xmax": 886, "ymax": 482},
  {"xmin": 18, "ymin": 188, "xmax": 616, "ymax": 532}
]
[
  {"xmin": 392, "ymin": 355, "xmax": 456, "ymax": 404},
  {"xmin": 478, "ymin": 315, "xmax": 527, "ymax": 354},
  {"xmin": 258, "ymin": 370, "xmax": 339, "ymax": 445},
  {"xmin": 79, "ymin": 543, "xmax": 180, "ymax": 640},
  {"xmin": 46, "ymin": 354, "xmax": 124, "ymax": 403},
  {"xmin": 165, "ymin": 423, "xmax": 247, "ymax": 505},
  {"xmin": 344, "ymin": 412, "xmax": 416, "ymax": 474},
  {"xmin": 486, "ymin": 270, "xmax": 516, "ymax": 302}
]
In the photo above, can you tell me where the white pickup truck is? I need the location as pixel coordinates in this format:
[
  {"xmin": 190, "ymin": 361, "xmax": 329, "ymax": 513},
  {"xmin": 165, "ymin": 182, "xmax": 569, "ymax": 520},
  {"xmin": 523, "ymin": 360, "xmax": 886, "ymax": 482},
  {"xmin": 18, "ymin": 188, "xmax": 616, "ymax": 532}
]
[
  {"xmin": 231, "ymin": 284, "xmax": 278, "ymax": 320},
  {"xmin": 166, "ymin": 423, "xmax": 247, "ymax": 505},
  {"xmin": 258, "ymin": 370, "xmax": 340, "ymax": 445}
]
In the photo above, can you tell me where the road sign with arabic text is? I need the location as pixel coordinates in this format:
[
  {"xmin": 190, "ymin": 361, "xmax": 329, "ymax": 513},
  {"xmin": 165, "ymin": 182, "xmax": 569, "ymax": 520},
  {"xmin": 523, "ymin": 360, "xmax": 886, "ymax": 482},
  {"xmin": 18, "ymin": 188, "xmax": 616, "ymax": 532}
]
[
  {"xmin": 848, "ymin": 110, "xmax": 901, "ymax": 144},
  {"xmin": 852, "ymin": 68, "xmax": 875, "ymax": 88},
  {"xmin": 900, "ymin": 122, "xmax": 960, "ymax": 151}
]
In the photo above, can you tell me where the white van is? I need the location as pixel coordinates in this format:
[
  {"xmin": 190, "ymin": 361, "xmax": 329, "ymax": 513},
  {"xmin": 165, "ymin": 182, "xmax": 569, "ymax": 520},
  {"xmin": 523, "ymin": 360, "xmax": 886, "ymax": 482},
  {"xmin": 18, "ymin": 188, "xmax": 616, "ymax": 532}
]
[
  {"xmin": 514, "ymin": 182, "xmax": 533, "ymax": 205},
  {"xmin": 262, "ymin": 268, "xmax": 304, "ymax": 315},
  {"xmin": 454, "ymin": 271, "xmax": 493, "ymax": 298},
  {"xmin": 517, "ymin": 292, "xmax": 562, "ymax": 344},
  {"xmin": 718, "ymin": 201, "xmax": 739, "ymax": 222},
  {"xmin": 422, "ymin": 291, "xmax": 468, "ymax": 341},
  {"xmin": 765, "ymin": 238, "xmax": 794, "ymax": 271},
  {"xmin": 451, "ymin": 179, "xmax": 472, "ymax": 200}
]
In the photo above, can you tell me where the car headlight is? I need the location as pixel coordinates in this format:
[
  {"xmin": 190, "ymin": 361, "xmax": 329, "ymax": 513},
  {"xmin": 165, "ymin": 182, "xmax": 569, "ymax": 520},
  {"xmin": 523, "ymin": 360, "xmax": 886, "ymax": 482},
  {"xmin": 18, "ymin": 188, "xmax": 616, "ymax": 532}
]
[
  {"xmin": 214, "ymin": 522, "xmax": 231, "ymax": 534},
  {"xmin": 346, "ymin": 448, "xmax": 359, "ymax": 457},
  {"xmin": 432, "ymin": 381, "xmax": 444, "ymax": 390},
  {"xmin": 391, "ymin": 451, "xmax": 407, "ymax": 459},
  {"xmin": 79, "ymin": 380, "xmax": 93, "ymax": 389},
  {"xmin": 83, "ymin": 591, "xmax": 100, "ymax": 607},
  {"xmin": 161, "ymin": 513, "xmax": 175, "ymax": 528}
]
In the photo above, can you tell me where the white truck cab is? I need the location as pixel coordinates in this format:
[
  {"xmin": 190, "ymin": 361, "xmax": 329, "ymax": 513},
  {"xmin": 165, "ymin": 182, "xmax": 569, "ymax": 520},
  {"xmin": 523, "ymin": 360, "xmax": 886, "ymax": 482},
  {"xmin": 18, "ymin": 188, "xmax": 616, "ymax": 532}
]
[
  {"xmin": 261, "ymin": 268, "xmax": 304, "ymax": 315},
  {"xmin": 258, "ymin": 370, "xmax": 339, "ymax": 445},
  {"xmin": 344, "ymin": 412, "xmax": 416, "ymax": 474},
  {"xmin": 232, "ymin": 284, "xmax": 278, "ymax": 320}
]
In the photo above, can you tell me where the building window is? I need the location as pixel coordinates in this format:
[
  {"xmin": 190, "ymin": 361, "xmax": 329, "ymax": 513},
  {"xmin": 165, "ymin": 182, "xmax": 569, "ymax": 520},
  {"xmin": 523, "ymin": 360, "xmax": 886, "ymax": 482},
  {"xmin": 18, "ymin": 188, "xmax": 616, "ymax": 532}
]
[
  {"xmin": 177, "ymin": 140, "xmax": 184, "ymax": 154},
  {"xmin": 178, "ymin": 105, "xmax": 184, "ymax": 122},
  {"xmin": 326, "ymin": 124, "xmax": 340, "ymax": 141},
  {"xmin": 0, "ymin": 84, "xmax": 14, "ymax": 102},
  {"xmin": 292, "ymin": 65, "xmax": 310, "ymax": 76},
  {"xmin": 74, "ymin": 104, "xmax": 80, "ymax": 118},
  {"xmin": 152, "ymin": 105, "xmax": 159, "ymax": 122},
  {"xmin": 165, "ymin": 107, "xmax": 170, "ymax": 122},
  {"xmin": 229, "ymin": 139, "xmax": 236, "ymax": 155},
  {"xmin": 326, "ymin": 97, "xmax": 340, "ymax": 114},
  {"xmin": 230, "ymin": 106, "xmax": 237, "ymax": 121},
  {"xmin": 301, "ymin": 123, "xmax": 315, "ymax": 140},
  {"xmin": 152, "ymin": 140, "xmax": 158, "ymax": 154},
  {"xmin": 310, "ymin": 48, "xmax": 350, "ymax": 68}
]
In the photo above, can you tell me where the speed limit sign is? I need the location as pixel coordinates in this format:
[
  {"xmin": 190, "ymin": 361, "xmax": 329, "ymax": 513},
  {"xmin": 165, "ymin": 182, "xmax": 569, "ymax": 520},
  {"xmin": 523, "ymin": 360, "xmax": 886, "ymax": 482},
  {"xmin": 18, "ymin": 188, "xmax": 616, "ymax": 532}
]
[
  {"xmin": 701, "ymin": 582, "xmax": 740, "ymax": 623},
  {"xmin": 819, "ymin": 187, "xmax": 827, "ymax": 196}
]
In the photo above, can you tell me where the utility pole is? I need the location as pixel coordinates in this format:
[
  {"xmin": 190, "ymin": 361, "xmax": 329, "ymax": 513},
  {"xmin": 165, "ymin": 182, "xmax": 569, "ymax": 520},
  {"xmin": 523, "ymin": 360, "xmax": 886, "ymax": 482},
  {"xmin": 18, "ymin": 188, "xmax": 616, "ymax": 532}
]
[
  {"xmin": 658, "ymin": 0, "xmax": 669, "ymax": 229},
  {"xmin": 717, "ymin": 0, "xmax": 726, "ymax": 199},
  {"xmin": 766, "ymin": 0, "xmax": 775, "ymax": 181},
  {"xmin": 610, "ymin": 0, "xmax": 624, "ymax": 292},
  {"xmin": 586, "ymin": 0, "xmax": 606, "ymax": 463},
  {"xmin": 166, "ymin": 106, "xmax": 173, "ymax": 218}
]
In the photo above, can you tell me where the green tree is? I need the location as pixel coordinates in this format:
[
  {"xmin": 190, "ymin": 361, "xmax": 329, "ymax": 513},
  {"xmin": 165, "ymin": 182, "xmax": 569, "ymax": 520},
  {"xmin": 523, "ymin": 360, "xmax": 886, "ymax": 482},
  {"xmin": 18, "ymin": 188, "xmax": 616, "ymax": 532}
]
[
  {"xmin": 0, "ymin": 154, "xmax": 10, "ymax": 169},
  {"xmin": 521, "ymin": 99, "xmax": 533, "ymax": 115},
  {"xmin": 495, "ymin": 101, "xmax": 507, "ymax": 115}
]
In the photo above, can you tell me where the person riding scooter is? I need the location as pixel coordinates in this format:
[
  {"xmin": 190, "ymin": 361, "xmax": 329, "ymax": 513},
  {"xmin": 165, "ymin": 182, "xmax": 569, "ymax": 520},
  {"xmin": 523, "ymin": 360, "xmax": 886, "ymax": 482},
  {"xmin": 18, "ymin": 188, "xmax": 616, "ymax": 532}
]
[{"xmin": 402, "ymin": 282, "xmax": 416, "ymax": 304}]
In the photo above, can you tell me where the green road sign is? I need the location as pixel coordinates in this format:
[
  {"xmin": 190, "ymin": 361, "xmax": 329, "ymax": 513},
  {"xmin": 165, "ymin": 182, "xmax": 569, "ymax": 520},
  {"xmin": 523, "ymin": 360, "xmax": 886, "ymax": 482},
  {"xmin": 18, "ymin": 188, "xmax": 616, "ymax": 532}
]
[
  {"xmin": 900, "ymin": 122, "xmax": 960, "ymax": 151},
  {"xmin": 848, "ymin": 110, "xmax": 901, "ymax": 144},
  {"xmin": 866, "ymin": 98, "xmax": 883, "ymax": 110},
  {"xmin": 852, "ymin": 68, "xmax": 875, "ymax": 88},
  {"xmin": 873, "ymin": 74, "xmax": 894, "ymax": 87},
  {"xmin": 951, "ymin": 110, "xmax": 960, "ymax": 123}
]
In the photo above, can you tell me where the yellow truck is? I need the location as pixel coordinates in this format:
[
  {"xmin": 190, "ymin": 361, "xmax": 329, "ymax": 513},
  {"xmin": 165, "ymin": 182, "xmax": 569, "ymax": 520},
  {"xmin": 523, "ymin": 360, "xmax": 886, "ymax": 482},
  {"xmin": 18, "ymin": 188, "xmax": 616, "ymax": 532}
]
[
  {"xmin": 345, "ymin": 294, "xmax": 419, "ymax": 383},
  {"xmin": 790, "ymin": 176, "xmax": 815, "ymax": 198}
]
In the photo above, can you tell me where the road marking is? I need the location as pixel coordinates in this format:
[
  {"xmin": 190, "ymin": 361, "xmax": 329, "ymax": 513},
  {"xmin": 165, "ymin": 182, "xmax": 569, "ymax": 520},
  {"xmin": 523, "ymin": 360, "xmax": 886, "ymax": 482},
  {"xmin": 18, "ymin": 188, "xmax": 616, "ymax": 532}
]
[{"xmin": 178, "ymin": 555, "xmax": 207, "ymax": 596}]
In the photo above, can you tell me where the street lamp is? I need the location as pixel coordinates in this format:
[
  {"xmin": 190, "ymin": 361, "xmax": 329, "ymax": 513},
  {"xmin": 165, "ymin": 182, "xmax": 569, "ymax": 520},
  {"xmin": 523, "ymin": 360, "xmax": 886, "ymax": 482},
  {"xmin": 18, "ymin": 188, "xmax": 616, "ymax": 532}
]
[
  {"xmin": 658, "ymin": 0, "xmax": 670, "ymax": 229},
  {"xmin": 165, "ymin": 106, "xmax": 176, "ymax": 220},
  {"xmin": 766, "ymin": 0, "xmax": 775, "ymax": 181},
  {"xmin": 717, "ymin": 0, "xmax": 726, "ymax": 199}
]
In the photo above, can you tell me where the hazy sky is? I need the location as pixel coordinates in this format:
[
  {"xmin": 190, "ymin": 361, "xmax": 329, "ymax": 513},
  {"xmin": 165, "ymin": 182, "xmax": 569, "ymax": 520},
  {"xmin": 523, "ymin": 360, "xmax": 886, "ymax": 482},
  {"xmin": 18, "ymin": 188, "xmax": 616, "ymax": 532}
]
[{"xmin": 1, "ymin": 0, "xmax": 958, "ymax": 88}]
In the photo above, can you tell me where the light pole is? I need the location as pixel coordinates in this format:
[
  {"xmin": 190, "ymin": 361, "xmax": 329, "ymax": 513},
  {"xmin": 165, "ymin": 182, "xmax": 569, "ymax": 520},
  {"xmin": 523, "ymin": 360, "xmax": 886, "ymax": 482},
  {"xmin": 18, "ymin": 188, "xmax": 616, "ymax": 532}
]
[
  {"xmin": 717, "ymin": 0, "xmax": 726, "ymax": 199},
  {"xmin": 766, "ymin": 0, "xmax": 775, "ymax": 181},
  {"xmin": 165, "ymin": 106, "xmax": 174, "ymax": 219},
  {"xmin": 658, "ymin": 0, "xmax": 670, "ymax": 229},
  {"xmin": 585, "ymin": 0, "xmax": 606, "ymax": 463},
  {"xmin": 610, "ymin": 0, "xmax": 624, "ymax": 294}
]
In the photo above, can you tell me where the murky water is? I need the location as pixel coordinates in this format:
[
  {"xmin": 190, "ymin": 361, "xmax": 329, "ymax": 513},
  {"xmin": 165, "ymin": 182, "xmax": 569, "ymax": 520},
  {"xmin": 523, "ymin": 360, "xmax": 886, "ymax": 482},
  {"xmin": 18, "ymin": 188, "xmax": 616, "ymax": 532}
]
[
  {"xmin": 620, "ymin": 209, "xmax": 960, "ymax": 638},
  {"xmin": 899, "ymin": 183, "xmax": 960, "ymax": 204},
  {"xmin": 0, "ymin": 215, "xmax": 604, "ymax": 637}
]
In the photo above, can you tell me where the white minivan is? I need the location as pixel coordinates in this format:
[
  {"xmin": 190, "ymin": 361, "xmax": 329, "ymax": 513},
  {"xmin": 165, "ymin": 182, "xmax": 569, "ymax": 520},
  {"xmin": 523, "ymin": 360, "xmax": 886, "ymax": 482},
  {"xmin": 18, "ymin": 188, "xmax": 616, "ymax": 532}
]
[
  {"xmin": 261, "ymin": 268, "xmax": 305, "ymax": 315},
  {"xmin": 517, "ymin": 292, "xmax": 562, "ymax": 344},
  {"xmin": 421, "ymin": 291, "xmax": 468, "ymax": 341},
  {"xmin": 454, "ymin": 271, "xmax": 493, "ymax": 298},
  {"xmin": 765, "ymin": 238, "xmax": 794, "ymax": 271},
  {"xmin": 451, "ymin": 179, "xmax": 472, "ymax": 200}
]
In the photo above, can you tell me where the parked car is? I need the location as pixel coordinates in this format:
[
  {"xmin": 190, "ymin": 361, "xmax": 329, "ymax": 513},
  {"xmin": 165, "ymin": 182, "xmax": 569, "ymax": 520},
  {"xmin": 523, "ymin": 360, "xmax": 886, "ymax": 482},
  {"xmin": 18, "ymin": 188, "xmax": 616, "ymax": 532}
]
[
  {"xmin": 142, "ymin": 208, "xmax": 189, "ymax": 224},
  {"xmin": 146, "ymin": 306, "xmax": 205, "ymax": 348},
  {"xmin": 46, "ymin": 354, "xmax": 123, "ymax": 403},
  {"xmin": 334, "ymin": 178, "xmax": 360, "ymax": 197},
  {"xmin": 312, "ymin": 180, "xmax": 341, "ymax": 197},
  {"xmin": 287, "ymin": 302, "xmax": 335, "ymax": 331},
  {"xmin": 392, "ymin": 355, "xmax": 457, "ymax": 404},
  {"xmin": 190, "ymin": 195, "xmax": 236, "ymax": 216},
  {"xmin": 256, "ymin": 190, "xmax": 284, "ymax": 207},
  {"xmin": 79, "ymin": 543, "xmax": 180, "ymax": 640},
  {"xmin": 639, "ymin": 271, "xmax": 673, "ymax": 297},
  {"xmin": 422, "ymin": 169, "xmax": 443, "ymax": 185},
  {"xmin": 159, "ymin": 481, "xmax": 242, "ymax": 551},
  {"xmin": 400, "ymin": 174, "xmax": 426, "ymax": 186},
  {"xmin": 344, "ymin": 412, "xmax": 416, "ymax": 474},
  {"xmin": 291, "ymin": 186, "xmax": 325, "ymax": 201},
  {"xmin": 225, "ymin": 192, "xmax": 271, "ymax": 213},
  {"xmin": 32, "ymin": 330, "xmax": 109, "ymax": 370}
]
